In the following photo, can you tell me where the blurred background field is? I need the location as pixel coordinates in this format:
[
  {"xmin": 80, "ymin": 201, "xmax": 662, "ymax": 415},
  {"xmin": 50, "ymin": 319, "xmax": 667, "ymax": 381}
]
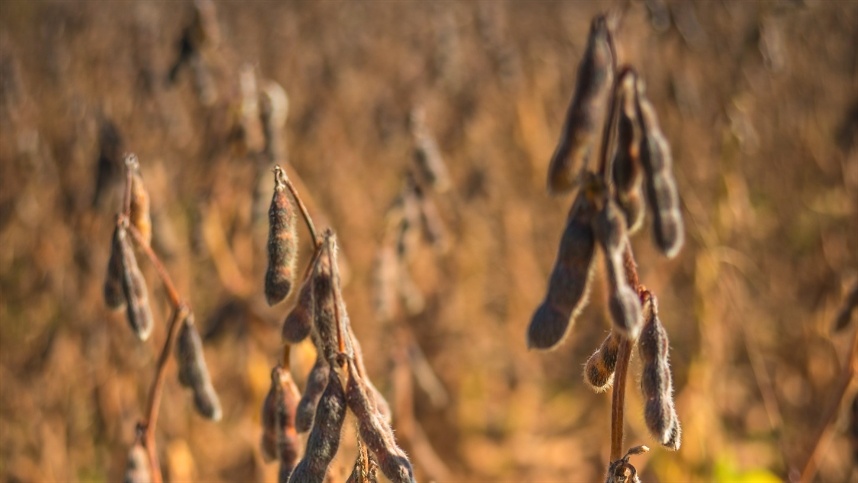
[{"xmin": 1, "ymin": 1, "xmax": 856, "ymax": 481}]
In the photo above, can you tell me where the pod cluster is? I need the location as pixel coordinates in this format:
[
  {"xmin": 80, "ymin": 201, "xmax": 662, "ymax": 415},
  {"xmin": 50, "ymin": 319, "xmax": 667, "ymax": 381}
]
[
  {"xmin": 263, "ymin": 168, "xmax": 415, "ymax": 483},
  {"xmin": 529, "ymin": 12, "xmax": 686, "ymax": 470}
]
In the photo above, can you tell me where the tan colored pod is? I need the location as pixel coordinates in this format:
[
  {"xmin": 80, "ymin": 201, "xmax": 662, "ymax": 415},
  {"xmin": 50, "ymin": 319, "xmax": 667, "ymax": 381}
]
[
  {"xmin": 583, "ymin": 332, "xmax": 621, "ymax": 392},
  {"xmin": 128, "ymin": 162, "xmax": 152, "ymax": 247},
  {"xmin": 547, "ymin": 15, "xmax": 614, "ymax": 194},
  {"xmin": 118, "ymin": 223, "xmax": 154, "ymax": 341},
  {"xmin": 266, "ymin": 166, "xmax": 299, "ymax": 306}
]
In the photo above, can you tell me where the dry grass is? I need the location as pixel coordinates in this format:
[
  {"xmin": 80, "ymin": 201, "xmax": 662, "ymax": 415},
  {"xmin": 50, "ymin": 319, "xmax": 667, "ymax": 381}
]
[{"xmin": 1, "ymin": 1, "xmax": 856, "ymax": 481}]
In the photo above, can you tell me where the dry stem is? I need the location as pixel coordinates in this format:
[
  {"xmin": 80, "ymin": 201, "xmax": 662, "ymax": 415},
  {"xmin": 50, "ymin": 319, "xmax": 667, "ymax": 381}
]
[
  {"xmin": 124, "ymin": 220, "xmax": 183, "ymax": 308},
  {"xmin": 275, "ymin": 165, "xmax": 319, "ymax": 245}
]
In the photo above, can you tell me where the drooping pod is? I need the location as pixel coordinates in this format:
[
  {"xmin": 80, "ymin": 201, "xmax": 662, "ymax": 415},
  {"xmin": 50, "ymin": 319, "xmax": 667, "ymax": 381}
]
[
  {"xmin": 312, "ymin": 231, "xmax": 353, "ymax": 365},
  {"xmin": 288, "ymin": 369, "xmax": 347, "ymax": 483},
  {"xmin": 348, "ymin": 326, "xmax": 392, "ymax": 424},
  {"xmin": 282, "ymin": 274, "xmax": 314, "ymax": 344},
  {"xmin": 611, "ymin": 69, "xmax": 645, "ymax": 233},
  {"xmin": 583, "ymin": 331, "xmax": 621, "ymax": 392},
  {"xmin": 117, "ymin": 223, "xmax": 154, "ymax": 341},
  {"xmin": 124, "ymin": 442, "xmax": 151, "ymax": 483},
  {"xmin": 592, "ymin": 198, "xmax": 642, "ymax": 340},
  {"xmin": 265, "ymin": 166, "xmax": 299, "ymax": 306},
  {"xmin": 104, "ymin": 223, "xmax": 127, "ymax": 311},
  {"xmin": 295, "ymin": 356, "xmax": 330, "ymax": 433},
  {"xmin": 638, "ymin": 292, "xmax": 681, "ymax": 450},
  {"xmin": 175, "ymin": 311, "xmax": 223, "ymax": 421},
  {"xmin": 527, "ymin": 179, "xmax": 599, "ymax": 350},
  {"xmin": 547, "ymin": 15, "xmax": 615, "ymax": 194},
  {"xmin": 345, "ymin": 362, "xmax": 415, "ymax": 483},
  {"xmin": 636, "ymin": 79, "xmax": 684, "ymax": 258},
  {"xmin": 260, "ymin": 365, "xmax": 301, "ymax": 478},
  {"xmin": 128, "ymin": 158, "xmax": 153, "ymax": 247}
]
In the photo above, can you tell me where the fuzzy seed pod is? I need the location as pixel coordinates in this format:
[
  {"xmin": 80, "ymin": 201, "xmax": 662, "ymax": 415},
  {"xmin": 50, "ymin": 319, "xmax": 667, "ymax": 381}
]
[
  {"xmin": 129, "ymin": 165, "xmax": 152, "ymax": 247},
  {"xmin": 282, "ymin": 275, "xmax": 314, "ymax": 343},
  {"xmin": 117, "ymin": 224, "xmax": 154, "ymax": 341},
  {"xmin": 288, "ymin": 370, "xmax": 347, "ymax": 483},
  {"xmin": 105, "ymin": 224, "xmax": 127, "ymax": 311},
  {"xmin": 584, "ymin": 332, "xmax": 621, "ymax": 392},
  {"xmin": 261, "ymin": 365, "xmax": 301, "ymax": 478},
  {"xmin": 593, "ymin": 199, "xmax": 642, "ymax": 340},
  {"xmin": 547, "ymin": 15, "xmax": 614, "ymax": 194},
  {"xmin": 266, "ymin": 166, "xmax": 299, "ymax": 306},
  {"xmin": 638, "ymin": 293, "xmax": 681, "ymax": 450},
  {"xmin": 312, "ymin": 232, "xmax": 353, "ymax": 365},
  {"xmin": 176, "ymin": 312, "xmax": 222, "ymax": 421},
  {"xmin": 637, "ymin": 80, "xmax": 684, "ymax": 258},
  {"xmin": 346, "ymin": 362, "xmax": 415, "ymax": 483},
  {"xmin": 611, "ymin": 70, "xmax": 645, "ymax": 233},
  {"xmin": 527, "ymin": 184, "xmax": 599, "ymax": 350},
  {"xmin": 348, "ymin": 326, "xmax": 393, "ymax": 424},
  {"xmin": 296, "ymin": 356, "xmax": 330, "ymax": 433},
  {"xmin": 124, "ymin": 443, "xmax": 152, "ymax": 483}
]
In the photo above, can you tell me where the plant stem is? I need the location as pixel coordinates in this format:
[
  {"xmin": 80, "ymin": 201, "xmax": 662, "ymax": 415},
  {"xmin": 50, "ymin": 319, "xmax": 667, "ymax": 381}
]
[
  {"xmin": 125, "ymin": 220, "xmax": 182, "ymax": 309},
  {"xmin": 123, "ymin": 154, "xmax": 136, "ymax": 218},
  {"xmin": 275, "ymin": 165, "xmax": 319, "ymax": 245},
  {"xmin": 141, "ymin": 304, "xmax": 188, "ymax": 483}
]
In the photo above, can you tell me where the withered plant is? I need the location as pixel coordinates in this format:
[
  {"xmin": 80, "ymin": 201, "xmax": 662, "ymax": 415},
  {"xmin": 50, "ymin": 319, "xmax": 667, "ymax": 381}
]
[
  {"xmin": 528, "ymin": 13, "xmax": 685, "ymax": 481},
  {"xmin": 261, "ymin": 166, "xmax": 415, "ymax": 483},
  {"xmin": 104, "ymin": 154, "xmax": 221, "ymax": 483}
]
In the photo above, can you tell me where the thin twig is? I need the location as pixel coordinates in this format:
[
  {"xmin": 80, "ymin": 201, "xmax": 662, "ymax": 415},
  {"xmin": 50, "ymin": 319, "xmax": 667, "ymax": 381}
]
[
  {"xmin": 141, "ymin": 304, "xmax": 189, "ymax": 483},
  {"xmin": 275, "ymin": 165, "xmax": 319, "ymax": 245},
  {"xmin": 123, "ymin": 154, "xmax": 136, "ymax": 218},
  {"xmin": 124, "ymin": 219, "xmax": 182, "ymax": 309},
  {"xmin": 799, "ymin": 326, "xmax": 858, "ymax": 482}
]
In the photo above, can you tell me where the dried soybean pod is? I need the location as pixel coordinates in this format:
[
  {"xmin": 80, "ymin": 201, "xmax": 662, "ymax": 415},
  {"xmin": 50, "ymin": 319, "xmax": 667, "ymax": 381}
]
[
  {"xmin": 348, "ymin": 325, "xmax": 392, "ymax": 424},
  {"xmin": 288, "ymin": 370, "xmax": 347, "ymax": 483},
  {"xmin": 260, "ymin": 365, "xmax": 301, "ymax": 475},
  {"xmin": 584, "ymin": 331, "xmax": 621, "ymax": 392},
  {"xmin": 104, "ymin": 223, "xmax": 127, "ymax": 311},
  {"xmin": 527, "ymin": 183, "xmax": 598, "ymax": 350},
  {"xmin": 347, "ymin": 439, "xmax": 378, "ymax": 483},
  {"xmin": 636, "ymin": 79, "xmax": 684, "ymax": 258},
  {"xmin": 346, "ymin": 362, "xmax": 415, "ymax": 483},
  {"xmin": 176, "ymin": 312, "xmax": 223, "ymax": 421},
  {"xmin": 638, "ymin": 293, "xmax": 681, "ymax": 449},
  {"xmin": 266, "ymin": 166, "xmax": 299, "ymax": 306},
  {"xmin": 296, "ymin": 356, "xmax": 330, "ymax": 433},
  {"xmin": 124, "ymin": 442, "xmax": 151, "ymax": 483},
  {"xmin": 118, "ymin": 223, "xmax": 154, "ymax": 341},
  {"xmin": 611, "ymin": 69, "xmax": 646, "ymax": 233},
  {"xmin": 282, "ymin": 275, "xmax": 314, "ymax": 343},
  {"xmin": 410, "ymin": 108, "xmax": 451, "ymax": 193},
  {"xmin": 593, "ymin": 199, "xmax": 642, "ymax": 340},
  {"xmin": 313, "ymin": 232, "xmax": 353, "ymax": 365},
  {"xmin": 128, "ymin": 159, "xmax": 153, "ymax": 247},
  {"xmin": 547, "ymin": 15, "xmax": 614, "ymax": 194}
]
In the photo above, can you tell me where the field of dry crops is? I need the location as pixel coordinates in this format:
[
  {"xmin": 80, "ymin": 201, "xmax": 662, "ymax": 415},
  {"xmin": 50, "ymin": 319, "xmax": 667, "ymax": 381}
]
[{"xmin": 1, "ymin": 1, "xmax": 857, "ymax": 482}]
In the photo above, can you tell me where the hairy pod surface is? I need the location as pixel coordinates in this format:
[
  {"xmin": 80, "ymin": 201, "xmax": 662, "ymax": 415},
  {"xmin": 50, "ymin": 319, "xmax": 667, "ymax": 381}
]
[
  {"xmin": 638, "ymin": 293, "xmax": 681, "ymax": 449},
  {"xmin": 118, "ymin": 224, "xmax": 154, "ymax": 341},
  {"xmin": 611, "ymin": 70, "xmax": 645, "ymax": 233},
  {"xmin": 348, "ymin": 327, "xmax": 393, "ymax": 424},
  {"xmin": 129, "ymin": 168, "xmax": 152, "ymax": 247},
  {"xmin": 266, "ymin": 167, "xmax": 299, "ymax": 305},
  {"xmin": 346, "ymin": 363, "xmax": 415, "ymax": 483},
  {"xmin": 289, "ymin": 370, "xmax": 347, "ymax": 483},
  {"xmin": 527, "ymin": 187, "xmax": 598, "ymax": 350},
  {"xmin": 296, "ymin": 356, "xmax": 330, "ymax": 433},
  {"xmin": 312, "ymin": 232, "xmax": 353, "ymax": 364},
  {"xmin": 605, "ymin": 461, "xmax": 640, "ymax": 483},
  {"xmin": 124, "ymin": 443, "xmax": 151, "ymax": 483},
  {"xmin": 282, "ymin": 276, "xmax": 314, "ymax": 343},
  {"xmin": 593, "ymin": 199, "xmax": 642, "ymax": 340},
  {"xmin": 105, "ymin": 224, "xmax": 127, "ymax": 311},
  {"xmin": 261, "ymin": 365, "xmax": 301, "ymax": 473},
  {"xmin": 636, "ymin": 80, "xmax": 684, "ymax": 258},
  {"xmin": 584, "ymin": 332, "xmax": 621, "ymax": 392},
  {"xmin": 547, "ymin": 15, "xmax": 614, "ymax": 194},
  {"xmin": 176, "ymin": 313, "xmax": 222, "ymax": 421}
]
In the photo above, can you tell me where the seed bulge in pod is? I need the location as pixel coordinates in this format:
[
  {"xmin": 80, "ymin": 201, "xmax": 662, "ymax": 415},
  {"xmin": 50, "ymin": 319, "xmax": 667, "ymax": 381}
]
[
  {"xmin": 175, "ymin": 312, "xmax": 223, "ymax": 421},
  {"xmin": 118, "ymin": 223, "xmax": 154, "ymax": 341},
  {"xmin": 265, "ymin": 166, "xmax": 299, "ymax": 305},
  {"xmin": 105, "ymin": 224, "xmax": 127, "ymax": 311}
]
